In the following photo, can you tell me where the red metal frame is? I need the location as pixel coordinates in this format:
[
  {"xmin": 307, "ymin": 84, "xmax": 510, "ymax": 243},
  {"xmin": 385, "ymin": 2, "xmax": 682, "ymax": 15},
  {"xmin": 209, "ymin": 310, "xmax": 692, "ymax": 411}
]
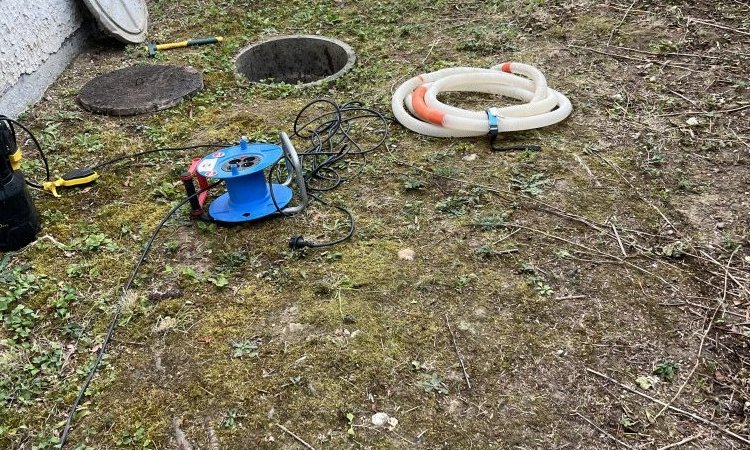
[{"xmin": 180, "ymin": 157, "xmax": 210, "ymax": 217}]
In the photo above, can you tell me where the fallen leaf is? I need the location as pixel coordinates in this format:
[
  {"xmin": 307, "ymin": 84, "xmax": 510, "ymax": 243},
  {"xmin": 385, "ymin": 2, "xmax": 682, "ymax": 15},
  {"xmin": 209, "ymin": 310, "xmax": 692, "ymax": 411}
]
[{"xmin": 635, "ymin": 375, "xmax": 655, "ymax": 390}]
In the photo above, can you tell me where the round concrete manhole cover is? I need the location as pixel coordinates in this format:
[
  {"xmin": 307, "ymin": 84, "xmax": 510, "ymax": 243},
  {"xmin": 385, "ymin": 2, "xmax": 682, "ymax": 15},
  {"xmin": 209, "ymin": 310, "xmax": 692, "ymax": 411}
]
[
  {"xmin": 78, "ymin": 65, "xmax": 204, "ymax": 116},
  {"xmin": 82, "ymin": 0, "xmax": 149, "ymax": 44},
  {"xmin": 236, "ymin": 35, "xmax": 355, "ymax": 86}
]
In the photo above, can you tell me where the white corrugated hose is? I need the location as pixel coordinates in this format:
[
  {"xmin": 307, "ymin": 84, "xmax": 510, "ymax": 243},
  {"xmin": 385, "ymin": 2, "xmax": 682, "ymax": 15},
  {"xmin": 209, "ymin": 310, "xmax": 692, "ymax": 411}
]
[{"xmin": 391, "ymin": 62, "xmax": 572, "ymax": 138}]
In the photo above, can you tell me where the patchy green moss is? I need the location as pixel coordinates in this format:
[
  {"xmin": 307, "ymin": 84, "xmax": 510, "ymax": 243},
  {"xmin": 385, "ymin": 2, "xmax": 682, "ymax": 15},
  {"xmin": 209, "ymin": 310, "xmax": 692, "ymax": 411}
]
[{"xmin": 2, "ymin": 0, "xmax": 747, "ymax": 449}]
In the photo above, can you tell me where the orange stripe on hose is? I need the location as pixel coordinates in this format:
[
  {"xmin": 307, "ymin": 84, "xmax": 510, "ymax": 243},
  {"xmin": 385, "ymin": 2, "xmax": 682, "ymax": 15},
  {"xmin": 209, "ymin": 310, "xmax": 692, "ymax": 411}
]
[
  {"xmin": 412, "ymin": 85, "xmax": 445, "ymax": 125},
  {"xmin": 501, "ymin": 62, "xmax": 512, "ymax": 73}
]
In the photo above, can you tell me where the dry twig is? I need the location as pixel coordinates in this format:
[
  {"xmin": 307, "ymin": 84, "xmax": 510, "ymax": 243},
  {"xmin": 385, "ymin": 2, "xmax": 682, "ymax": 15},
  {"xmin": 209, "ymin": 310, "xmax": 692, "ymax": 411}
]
[
  {"xmin": 573, "ymin": 412, "xmax": 634, "ymax": 449},
  {"xmin": 650, "ymin": 248, "xmax": 739, "ymax": 423},
  {"xmin": 606, "ymin": 0, "xmax": 636, "ymax": 46},
  {"xmin": 573, "ymin": 153, "xmax": 602, "ymax": 187},
  {"xmin": 656, "ymin": 434, "xmax": 700, "ymax": 450},
  {"xmin": 586, "ymin": 368, "xmax": 750, "ymax": 446},
  {"xmin": 656, "ymin": 104, "xmax": 750, "ymax": 117},
  {"xmin": 687, "ymin": 17, "xmax": 750, "ymax": 36},
  {"xmin": 567, "ymin": 44, "xmax": 699, "ymax": 72},
  {"xmin": 610, "ymin": 223, "xmax": 628, "ymax": 257},
  {"xmin": 445, "ymin": 314, "xmax": 472, "ymax": 390},
  {"xmin": 508, "ymin": 223, "xmax": 679, "ymax": 291},
  {"xmin": 593, "ymin": 153, "xmax": 676, "ymax": 231},
  {"xmin": 276, "ymin": 423, "xmax": 317, "ymax": 450}
]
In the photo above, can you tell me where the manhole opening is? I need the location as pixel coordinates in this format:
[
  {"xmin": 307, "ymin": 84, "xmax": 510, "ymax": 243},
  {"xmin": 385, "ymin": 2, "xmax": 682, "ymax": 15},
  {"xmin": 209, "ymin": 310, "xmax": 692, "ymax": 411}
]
[{"xmin": 236, "ymin": 35, "xmax": 355, "ymax": 86}]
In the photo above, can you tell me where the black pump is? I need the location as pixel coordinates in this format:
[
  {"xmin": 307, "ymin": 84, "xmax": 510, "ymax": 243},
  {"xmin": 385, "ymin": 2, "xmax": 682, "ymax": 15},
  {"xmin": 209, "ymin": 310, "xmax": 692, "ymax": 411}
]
[{"xmin": 0, "ymin": 117, "xmax": 41, "ymax": 252}]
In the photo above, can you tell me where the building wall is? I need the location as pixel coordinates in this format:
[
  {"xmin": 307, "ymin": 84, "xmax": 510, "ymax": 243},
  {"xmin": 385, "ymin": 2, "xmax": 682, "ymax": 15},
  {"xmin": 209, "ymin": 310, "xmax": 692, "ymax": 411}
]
[{"xmin": 0, "ymin": 0, "xmax": 89, "ymax": 117}]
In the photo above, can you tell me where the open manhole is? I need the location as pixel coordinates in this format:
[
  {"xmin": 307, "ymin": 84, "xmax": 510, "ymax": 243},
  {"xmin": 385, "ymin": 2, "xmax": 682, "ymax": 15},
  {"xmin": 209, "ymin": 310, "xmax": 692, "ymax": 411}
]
[{"xmin": 236, "ymin": 35, "xmax": 355, "ymax": 86}]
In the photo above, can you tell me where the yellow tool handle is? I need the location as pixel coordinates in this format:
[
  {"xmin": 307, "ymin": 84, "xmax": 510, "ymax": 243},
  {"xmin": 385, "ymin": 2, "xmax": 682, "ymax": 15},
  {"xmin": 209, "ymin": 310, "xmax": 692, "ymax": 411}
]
[
  {"xmin": 156, "ymin": 40, "xmax": 190, "ymax": 51},
  {"xmin": 148, "ymin": 36, "xmax": 224, "ymax": 53},
  {"xmin": 43, "ymin": 169, "xmax": 100, "ymax": 198}
]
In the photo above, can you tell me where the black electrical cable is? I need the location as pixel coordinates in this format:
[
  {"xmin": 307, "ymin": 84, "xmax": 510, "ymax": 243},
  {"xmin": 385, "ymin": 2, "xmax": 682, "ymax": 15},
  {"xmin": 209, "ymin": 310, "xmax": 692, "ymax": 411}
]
[
  {"xmin": 0, "ymin": 115, "xmax": 233, "ymax": 190},
  {"xmin": 58, "ymin": 180, "xmax": 220, "ymax": 448},
  {"xmin": 16, "ymin": 101, "xmax": 385, "ymax": 444},
  {"xmin": 302, "ymin": 193, "xmax": 356, "ymax": 248},
  {"xmin": 0, "ymin": 115, "xmax": 50, "ymax": 189},
  {"xmin": 0, "ymin": 120, "xmax": 236, "ymax": 446},
  {"xmin": 268, "ymin": 99, "xmax": 389, "ymax": 249},
  {"xmin": 89, "ymin": 143, "xmax": 235, "ymax": 171}
]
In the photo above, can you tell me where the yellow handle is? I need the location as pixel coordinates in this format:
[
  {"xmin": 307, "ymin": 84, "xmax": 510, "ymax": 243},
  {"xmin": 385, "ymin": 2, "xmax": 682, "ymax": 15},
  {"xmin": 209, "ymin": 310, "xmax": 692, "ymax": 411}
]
[
  {"xmin": 157, "ymin": 40, "xmax": 190, "ymax": 51},
  {"xmin": 43, "ymin": 172, "xmax": 100, "ymax": 198},
  {"xmin": 9, "ymin": 150, "xmax": 21, "ymax": 171}
]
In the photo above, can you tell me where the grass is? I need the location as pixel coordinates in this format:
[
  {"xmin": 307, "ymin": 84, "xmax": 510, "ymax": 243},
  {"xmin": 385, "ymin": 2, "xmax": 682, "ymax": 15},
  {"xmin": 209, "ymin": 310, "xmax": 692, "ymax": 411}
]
[{"xmin": 2, "ymin": 0, "xmax": 750, "ymax": 449}]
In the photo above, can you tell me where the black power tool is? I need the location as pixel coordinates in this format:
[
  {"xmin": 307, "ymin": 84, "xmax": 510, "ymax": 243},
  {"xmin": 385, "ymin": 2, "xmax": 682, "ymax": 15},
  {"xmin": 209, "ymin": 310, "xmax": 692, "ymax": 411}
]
[{"xmin": 0, "ymin": 117, "xmax": 41, "ymax": 252}]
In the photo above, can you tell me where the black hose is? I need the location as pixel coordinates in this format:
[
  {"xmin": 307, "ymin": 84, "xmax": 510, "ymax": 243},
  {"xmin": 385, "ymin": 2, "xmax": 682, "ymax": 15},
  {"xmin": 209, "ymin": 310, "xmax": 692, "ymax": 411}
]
[
  {"xmin": 58, "ymin": 181, "xmax": 220, "ymax": 447},
  {"xmin": 53, "ymin": 99, "xmax": 389, "ymax": 445},
  {"xmin": 267, "ymin": 99, "xmax": 389, "ymax": 248}
]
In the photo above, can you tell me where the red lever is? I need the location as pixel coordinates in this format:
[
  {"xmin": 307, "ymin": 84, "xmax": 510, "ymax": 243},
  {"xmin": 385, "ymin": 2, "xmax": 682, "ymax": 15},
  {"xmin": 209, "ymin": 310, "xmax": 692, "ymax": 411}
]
[{"xmin": 180, "ymin": 157, "xmax": 210, "ymax": 218}]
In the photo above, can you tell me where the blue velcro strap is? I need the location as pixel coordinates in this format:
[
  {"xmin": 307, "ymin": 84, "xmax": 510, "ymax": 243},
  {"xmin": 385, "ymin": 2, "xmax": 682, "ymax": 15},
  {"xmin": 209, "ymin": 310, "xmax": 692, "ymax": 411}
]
[{"xmin": 486, "ymin": 108, "xmax": 499, "ymax": 137}]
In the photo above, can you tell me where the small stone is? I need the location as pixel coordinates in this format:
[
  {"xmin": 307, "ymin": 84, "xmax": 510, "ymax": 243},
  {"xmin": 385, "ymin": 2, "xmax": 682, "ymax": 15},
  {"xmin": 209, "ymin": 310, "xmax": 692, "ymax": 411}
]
[
  {"xmin": 686, "ymin": 117, "xmax": 700, "ymax": 126},
  {"xmin": 717, "ymin": 222, "xmax": 725, "ymax": 229},
  {"xmin": 398, "ymin": 248, "xmax": 416, "ymax": 261},
  {"xmin": 371, "ymin": 412, "xmax": 390, "ymax": 427},
  {"xmin": 462, "ymin": 153, "xmax": 477, "ymax": 161}
]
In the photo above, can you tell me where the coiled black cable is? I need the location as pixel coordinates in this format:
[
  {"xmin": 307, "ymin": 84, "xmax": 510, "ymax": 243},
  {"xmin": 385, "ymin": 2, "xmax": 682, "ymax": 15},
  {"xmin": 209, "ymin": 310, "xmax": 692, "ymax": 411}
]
[
  {"xmin": 20, "ymin": 101, "xmax": 388, "ymax": 446},
  {"xmin": 269, "ymin": 99, "xmax": 389, "ymax": 248}
]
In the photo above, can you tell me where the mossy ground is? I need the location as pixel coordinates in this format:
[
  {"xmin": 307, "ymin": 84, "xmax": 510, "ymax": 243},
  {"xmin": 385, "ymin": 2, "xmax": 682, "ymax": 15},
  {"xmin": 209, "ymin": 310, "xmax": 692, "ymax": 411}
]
[{"xmin": 2, "ymin": 0, "xmax": 750, "ymax": 448}]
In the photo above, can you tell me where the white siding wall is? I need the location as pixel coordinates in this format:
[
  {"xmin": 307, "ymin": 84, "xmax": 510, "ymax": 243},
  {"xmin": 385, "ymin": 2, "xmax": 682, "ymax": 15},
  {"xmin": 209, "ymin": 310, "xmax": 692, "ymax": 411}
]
[{"xmin": 0, "ymin": 0, "xmax": 88, "ymax": 116}]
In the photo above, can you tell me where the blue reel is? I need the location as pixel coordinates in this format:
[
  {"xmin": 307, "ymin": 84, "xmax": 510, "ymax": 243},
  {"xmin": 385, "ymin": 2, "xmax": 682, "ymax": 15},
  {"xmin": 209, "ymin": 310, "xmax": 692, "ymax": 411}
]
[{"xmin": 184, "ymin": 132, "xmax": 307, "ymax": 223}]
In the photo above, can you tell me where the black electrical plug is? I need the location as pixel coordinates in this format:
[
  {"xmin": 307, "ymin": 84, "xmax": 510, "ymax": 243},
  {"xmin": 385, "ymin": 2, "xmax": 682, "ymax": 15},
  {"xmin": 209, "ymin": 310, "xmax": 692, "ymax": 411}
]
[{"xmin": 289, "ymin": 235, "xmax": 314, "ymax": 249}]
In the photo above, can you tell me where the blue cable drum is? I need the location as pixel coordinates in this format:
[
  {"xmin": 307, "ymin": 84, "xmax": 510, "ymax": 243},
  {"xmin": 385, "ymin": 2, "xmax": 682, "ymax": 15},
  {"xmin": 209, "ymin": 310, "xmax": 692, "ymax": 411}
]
[{"xmin": 195, "ymin": 138, "xmax": 292, "ymax": 222}]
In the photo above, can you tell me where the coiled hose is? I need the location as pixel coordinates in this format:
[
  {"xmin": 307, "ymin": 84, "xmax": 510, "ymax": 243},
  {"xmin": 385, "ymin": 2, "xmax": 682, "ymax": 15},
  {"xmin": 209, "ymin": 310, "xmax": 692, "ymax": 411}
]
[{"xmin": 391, "ymin": 62, "xmax": 572, "ymax": 138}]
